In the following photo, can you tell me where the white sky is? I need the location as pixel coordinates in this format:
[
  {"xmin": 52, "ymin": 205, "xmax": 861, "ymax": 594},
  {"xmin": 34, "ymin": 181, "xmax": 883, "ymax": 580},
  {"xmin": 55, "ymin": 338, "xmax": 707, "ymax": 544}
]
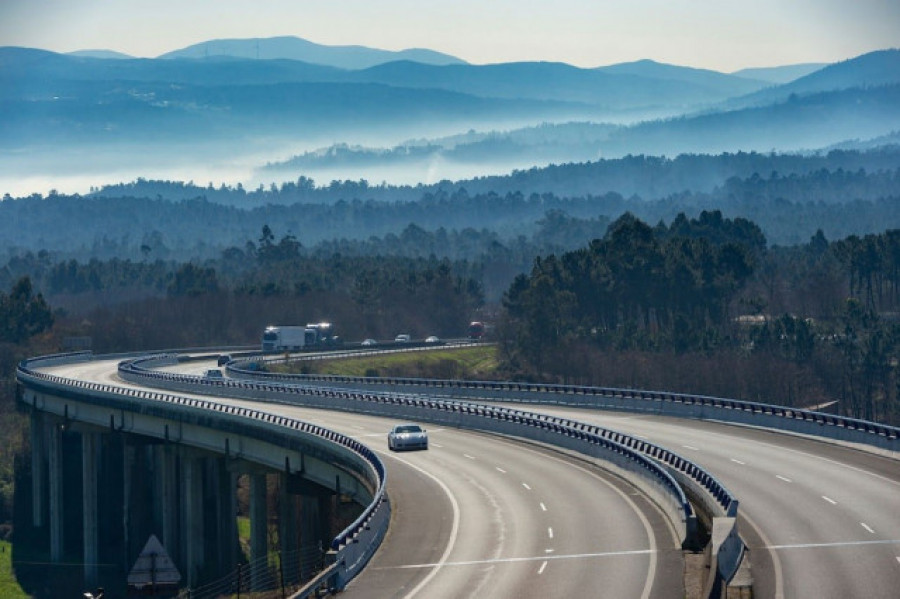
[{"xmin": 0, "ymin": 0, "xmax": 899, "ymax": 71}]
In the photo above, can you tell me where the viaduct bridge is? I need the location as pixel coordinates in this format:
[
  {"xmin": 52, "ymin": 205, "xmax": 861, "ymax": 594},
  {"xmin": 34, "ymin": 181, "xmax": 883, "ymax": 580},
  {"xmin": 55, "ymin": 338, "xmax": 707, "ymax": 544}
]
[{"xmin": 15, "ymin": 347, "xmax": 900, "ymax": 598}]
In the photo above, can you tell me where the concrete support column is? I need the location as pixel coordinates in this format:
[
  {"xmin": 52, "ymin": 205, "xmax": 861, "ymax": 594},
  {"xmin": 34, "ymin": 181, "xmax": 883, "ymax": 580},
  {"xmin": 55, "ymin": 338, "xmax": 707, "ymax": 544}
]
[
  {"xmin": 299, "ymin": 494, "xmax": 321, "ymax": 580},
  {"xmin": 82, "ymin": 431, "xmax": 99, "ymax": 588},
  {"xmin": 122, "ymin": 441, "xmax": 135, "ymax": 568},
  {"xmin": 183, "ymin": 454, "xmax": 205, "ymax": 588},
  {"xmin": 160, "ymin": 444, "xmax": 178, "ymax": 565},
  {"xmin": 30, "ymin": 411, "xmax": 45, "ymax": 528},
  {"xmin": 279, "ymin": 475, "xmax": 299, "ymax": 585},
  {"xmin": 249, "ymin": 473, "xmax": 268, "ymax": 591},
  {"xmin": 215, "ymin": 459, "xmax": 238, "ymax": 578},
  {"xmin": 48, "ymin": 419, "xmax": 64, "ymax": 562}
]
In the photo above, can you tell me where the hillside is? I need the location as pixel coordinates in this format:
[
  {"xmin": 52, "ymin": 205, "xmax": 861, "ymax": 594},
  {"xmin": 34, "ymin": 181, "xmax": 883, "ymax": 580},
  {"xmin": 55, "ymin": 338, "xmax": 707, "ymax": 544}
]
[{"xmin": 158, "ymin": 35, "xmax": 467, "ymax": 68}]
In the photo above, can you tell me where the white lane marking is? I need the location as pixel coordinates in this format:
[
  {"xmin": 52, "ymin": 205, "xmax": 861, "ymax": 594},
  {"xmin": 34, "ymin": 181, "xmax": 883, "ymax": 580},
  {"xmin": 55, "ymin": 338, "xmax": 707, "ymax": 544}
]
[
  {"xmin": 522, "ymin": 483, "xmax": 532, "ymax": 491},
  {"xmin": 496, "ymin": 467, "xmax": 507, "ymax": 474},
  {"xmin": 382, "ymin": 548, "xmax": 655, "ymax": 569},
  {"xmin": 380, "ymin": 452, "xmax": 460, "ymax": 599},
  {"xmin": 548, "ymin": 527, "xmax": 554, "ymax": 539},
  {"xmin": 682, "ymin": 444, "xmax": 699, "ymax": 451},
  {"xmin": 431, "ymin": 443, "xmax": 443, "ymax": 448},
  {"xmin": 896, "ymin": 556, "xmax": 900, "ymax": 566},
  {"xmin": 776, "ymin": 475, "xmax": 792, "ymax": 483},
  {"xmin": 475, "ymin": 434, "xmax": 660, "ymax": 599},
  {"xmin": 730, "ymin": 458, "xmax": 746, "ymax": 465},
  {"xmin": 767, "ymin": 539, "xmax": 900, "ymax": 550},
  {"xmin": 463, "ymin": 454, "xmax": 476, "ymax": 460},
  {"xmin": 821, "ymin": 496, "xmax": 838, "ymax": 505},
  {"xmin": 741, "ymin": 510, "xmax": 785, "ymax": 599},
  {"xmin": 540, "ymin": 502, "xmax": 548, "ymax": 512},
  {"xmin": 861, "ymin": 523, "xmax": 876, "ymax": 534},
  {"xmin": 538, "ymin": 560, "xmax": 548, "ymax": 575}
]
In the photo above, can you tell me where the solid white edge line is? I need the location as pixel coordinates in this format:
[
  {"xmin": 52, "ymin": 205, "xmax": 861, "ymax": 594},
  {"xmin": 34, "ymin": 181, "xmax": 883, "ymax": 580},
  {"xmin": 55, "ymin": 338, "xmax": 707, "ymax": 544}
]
[
  {"xmin": 740, "ymin": 510, "xmax": 785, "ymax": 599},
  {"xmin": 378, "ymin": 450, "xmax": 461, "ymax": 599}
]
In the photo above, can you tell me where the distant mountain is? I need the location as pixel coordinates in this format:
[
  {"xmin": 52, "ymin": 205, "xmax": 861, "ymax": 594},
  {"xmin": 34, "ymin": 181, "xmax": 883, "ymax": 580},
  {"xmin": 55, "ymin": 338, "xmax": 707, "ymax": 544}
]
[
  {"xmin": 596, "ymin": 59, "xmax": 767, "ymax": 90},
  {"xmin": 344, "ymin": 59, "xmax": 769, "ymax": 113},
  {"xmin": 730, "ymin": 49, "xmax": 900, "ymax": 108},
  {"xmin": 159, "ymin": 36, "xmax": 466, "ymax": 69},
  {"xmin": 67, "ymin": 49, "xmax": 133, "ymax": 59},
  {"xmin": 0, "ymin": 47, "xmax": 769, "ymax": 117},
  {"xmin": 731, "ymin": 63, "xmax": 826, "ymax": 84}
]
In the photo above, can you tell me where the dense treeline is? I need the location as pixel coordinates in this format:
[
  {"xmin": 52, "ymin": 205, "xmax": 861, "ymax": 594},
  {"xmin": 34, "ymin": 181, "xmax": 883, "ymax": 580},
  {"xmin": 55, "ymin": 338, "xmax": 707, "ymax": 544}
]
[
  {"xmin": 3, "ymin": 149, "xmax": 900, "ymax": 266},
  {"xmin": 499, "ymin": 213, "xmax": 900, "ymax": 424}
]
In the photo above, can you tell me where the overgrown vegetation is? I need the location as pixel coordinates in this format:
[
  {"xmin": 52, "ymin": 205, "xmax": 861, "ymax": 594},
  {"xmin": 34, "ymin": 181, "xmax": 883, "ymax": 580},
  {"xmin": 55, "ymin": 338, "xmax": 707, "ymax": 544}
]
[{"xmin": 279, "ymin": 345, "xmax": 499, "ymax": 379}]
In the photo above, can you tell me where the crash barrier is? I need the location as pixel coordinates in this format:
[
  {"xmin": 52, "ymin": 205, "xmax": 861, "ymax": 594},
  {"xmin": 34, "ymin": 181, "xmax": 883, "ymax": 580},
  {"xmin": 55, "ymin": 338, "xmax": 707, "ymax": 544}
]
[
  {"xmin": 121, "ymin": 355, "xmax": 745, "ymax": 555},
  {"xmin": 16, "ymin": 353, "xmax": 389, "ymax": 593},
  {"xmin": 236, "ymin": 367, "xmax": 899, "ymax": 453}
]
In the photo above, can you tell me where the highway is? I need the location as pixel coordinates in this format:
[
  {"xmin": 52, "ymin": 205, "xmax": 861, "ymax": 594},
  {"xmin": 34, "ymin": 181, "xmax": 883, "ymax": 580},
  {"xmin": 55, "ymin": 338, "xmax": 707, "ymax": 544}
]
[
  {"xmin": 40, "ymin": 358, "xmax": 684, "ymax": 599},
  {"xmin": 490, "ymin": 405, "xmax": 900, "ymax": 599}
]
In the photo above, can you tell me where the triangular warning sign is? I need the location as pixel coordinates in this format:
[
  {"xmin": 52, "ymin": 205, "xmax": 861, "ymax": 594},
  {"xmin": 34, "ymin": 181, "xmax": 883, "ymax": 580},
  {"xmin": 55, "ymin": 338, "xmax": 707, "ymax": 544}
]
[{"xmin": 127, "ymin": 534, "xmax": 182, "ymax": 587}]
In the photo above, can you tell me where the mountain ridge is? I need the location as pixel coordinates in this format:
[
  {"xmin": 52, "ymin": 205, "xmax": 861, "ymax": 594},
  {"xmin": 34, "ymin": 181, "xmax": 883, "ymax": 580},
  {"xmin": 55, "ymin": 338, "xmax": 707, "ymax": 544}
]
[{"xmin": 157, "ymin": 35, "xmax": 467, "ymax": 69}]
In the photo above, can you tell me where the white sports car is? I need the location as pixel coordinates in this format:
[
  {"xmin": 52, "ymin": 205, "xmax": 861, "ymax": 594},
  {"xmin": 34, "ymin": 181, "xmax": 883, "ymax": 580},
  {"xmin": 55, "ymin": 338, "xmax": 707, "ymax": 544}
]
[{"xmin": 388, "ymin": 423, "xmax": 429, "ymax": 451}]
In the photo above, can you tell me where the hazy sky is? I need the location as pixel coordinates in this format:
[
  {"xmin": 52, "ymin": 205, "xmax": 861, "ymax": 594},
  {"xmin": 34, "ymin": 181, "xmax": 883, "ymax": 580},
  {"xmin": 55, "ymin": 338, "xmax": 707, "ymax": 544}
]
[{"xmin": 1, "ymin": 0, "xmax": 899, "ymax": 71}]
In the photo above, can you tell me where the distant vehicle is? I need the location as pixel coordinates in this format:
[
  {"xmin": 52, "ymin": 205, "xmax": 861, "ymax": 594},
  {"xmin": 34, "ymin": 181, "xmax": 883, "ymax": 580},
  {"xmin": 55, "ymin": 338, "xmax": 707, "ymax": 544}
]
[
  {"xmin": 217, "ymin": 354, "xmax": 231, "ymax": 366},
  {"xmin": 205, "ymin": 369, "xmax": 224, "ymax": 378},
  {"xmin": 388, "ymin": 423, "xmax": 428, "ymax": 451},
  {"xmin": 468, "ymin": 321, "xmax": 485, "ymax": 341},
  {"xmin": 262, "ymin": 323, "xmax": 337, "ymax": 352},
  {"xmin": 361, "ymin": 338, "xmax": 378, "ymax": 346},
  {"xmin": 425, "ymin": 335, "xmax": 442, "ymax": 344},
  {"xmin": 394, "ymin": 334, "xmax": 411, "ymax": 343}
]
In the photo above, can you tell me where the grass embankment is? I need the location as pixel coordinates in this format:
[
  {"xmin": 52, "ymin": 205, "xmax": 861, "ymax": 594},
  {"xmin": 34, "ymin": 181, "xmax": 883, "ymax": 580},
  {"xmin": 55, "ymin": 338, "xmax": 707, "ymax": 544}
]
[
  {"xmin": 0, "ymin": 541, "xmax": 29, "ymax": 599},
  {"xmin": 280, "ymin": 345, "xmax": 499, "ymax": 379}
]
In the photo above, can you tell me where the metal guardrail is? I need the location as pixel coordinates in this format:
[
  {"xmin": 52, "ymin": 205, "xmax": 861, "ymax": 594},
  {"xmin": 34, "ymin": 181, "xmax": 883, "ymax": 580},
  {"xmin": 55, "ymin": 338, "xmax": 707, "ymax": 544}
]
[
  {"xmin": 15, "ymin": 352, "xmax": 389, "ymax": 593},
  {"xmin": 240, "ymin": 369, "xmax": 899, "ymax": 451},
  {"xmin": 121, "ymin": 355, "xmax": 724, "ymax": 549},
  {"xmin": 224, "ymin": 359, "xmax": 739, "ymax": 521}
]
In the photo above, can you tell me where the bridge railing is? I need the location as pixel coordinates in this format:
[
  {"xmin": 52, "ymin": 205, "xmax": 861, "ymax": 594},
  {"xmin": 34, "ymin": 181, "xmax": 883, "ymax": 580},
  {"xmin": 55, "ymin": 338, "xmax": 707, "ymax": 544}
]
[
  {"xmin": 232, "ymin": 367, "xmax": 899, "ymax": 452},
  {"xmin": 16, "ymin": 353, "xmax": 389, "ymax": 593}
]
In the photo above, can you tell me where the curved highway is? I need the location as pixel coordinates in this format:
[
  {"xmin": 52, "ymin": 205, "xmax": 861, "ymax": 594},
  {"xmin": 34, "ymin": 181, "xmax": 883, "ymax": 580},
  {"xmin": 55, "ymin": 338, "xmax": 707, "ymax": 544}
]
[
  {"xmin": 511, "ymin": 407, "xmax": 900, "ymax": 599},
  {"xmin": 38, "ymin": 358, "xmax": 684, "ymax": 599}
]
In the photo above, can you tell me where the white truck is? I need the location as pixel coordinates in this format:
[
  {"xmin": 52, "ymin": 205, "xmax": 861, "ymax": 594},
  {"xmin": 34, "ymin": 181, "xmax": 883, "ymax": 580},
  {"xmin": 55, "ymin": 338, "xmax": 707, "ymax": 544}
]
[{"xmin": 261, "ymin": 323, "xmax": 336, "ymax": 352}]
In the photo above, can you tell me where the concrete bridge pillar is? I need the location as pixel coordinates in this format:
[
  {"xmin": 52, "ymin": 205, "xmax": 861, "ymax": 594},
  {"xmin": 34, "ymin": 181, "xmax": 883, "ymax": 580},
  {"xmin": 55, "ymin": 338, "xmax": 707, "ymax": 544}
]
[
  {"xmin": 30, "ymin": 411, "xmax": 45, "ymax": 528},
  {"xmin": 299, "ymin": 493, "xmax": 322, "ymax": 580},
  {"xmin": 250, "ymin": 472, "xmax": 268, "ymax": 590},
  {"xmin": 215, "ymin": 458, "xmax": 239, "ymax": 578},
  {"xmin": 82, "ymin": 431, "xmax": 99, "ymax": 588},
  {"xmin": 182, "ymin": 452, "xmax": 205, "ymax": 588},
  {"xmin": 47, "ymin": 418, "xmax": 64, "ymax": 562},
  {"xmin": 159, "ymin": 444, "xmax": 179, "ymax": 565},
  {"xmin": 279, "ymin": 474, "xmax": 299, "ymax": 585}
]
